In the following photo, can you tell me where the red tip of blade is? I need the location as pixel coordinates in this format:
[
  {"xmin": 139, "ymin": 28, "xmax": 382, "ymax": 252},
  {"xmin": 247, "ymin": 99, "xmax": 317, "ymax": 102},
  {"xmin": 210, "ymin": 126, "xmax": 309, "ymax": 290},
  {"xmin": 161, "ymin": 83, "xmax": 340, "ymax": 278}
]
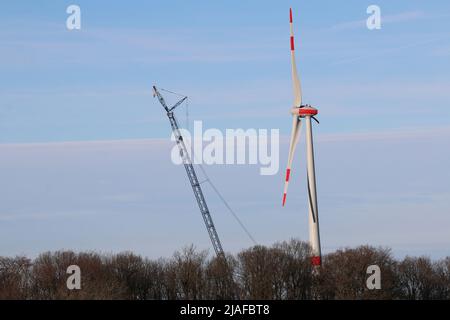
[
  {"xmin": 282, "ymin": 193, "xmax": 287, "ymax": 206},
  {"xmin": 312, "ymin": 256, "xmax": 321, "ymax": 266},
  {"xmin": 289, "ymin": 8, "xmax": 293, "ymax": 23}
]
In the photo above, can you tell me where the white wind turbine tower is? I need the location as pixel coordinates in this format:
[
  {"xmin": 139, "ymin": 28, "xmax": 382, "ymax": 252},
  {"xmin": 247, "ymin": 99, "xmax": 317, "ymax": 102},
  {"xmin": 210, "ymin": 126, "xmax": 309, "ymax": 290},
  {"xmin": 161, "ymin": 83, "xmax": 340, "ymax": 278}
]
[{"xmin": 282, "ymin": 8, "xmax": 322, "ymax": 266}]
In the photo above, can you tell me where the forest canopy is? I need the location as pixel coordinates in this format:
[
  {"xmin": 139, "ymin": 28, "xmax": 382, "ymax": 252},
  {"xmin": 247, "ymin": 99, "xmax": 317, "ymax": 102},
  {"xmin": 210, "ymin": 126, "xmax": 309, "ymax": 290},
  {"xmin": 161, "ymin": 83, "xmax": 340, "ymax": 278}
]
[{"xmin": 0, "ymin": 239, "xmax": 449, "ymax": 300}]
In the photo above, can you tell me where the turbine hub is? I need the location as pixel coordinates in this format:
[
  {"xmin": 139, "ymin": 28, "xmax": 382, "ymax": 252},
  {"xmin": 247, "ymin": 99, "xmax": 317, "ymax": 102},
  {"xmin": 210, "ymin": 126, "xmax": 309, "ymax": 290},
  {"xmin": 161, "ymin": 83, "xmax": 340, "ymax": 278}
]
[{"xmin": 290, "ymin": 105, "xmax": 318, "ymax": 117}]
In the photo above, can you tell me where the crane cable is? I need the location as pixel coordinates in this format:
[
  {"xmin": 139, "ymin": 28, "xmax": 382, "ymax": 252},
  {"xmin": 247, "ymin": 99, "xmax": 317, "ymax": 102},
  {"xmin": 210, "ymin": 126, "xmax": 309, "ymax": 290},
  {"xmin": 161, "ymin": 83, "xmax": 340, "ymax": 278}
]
[
  {"xmin": 160, "ymin": 87, "xmax": 189, "ymax": 131},
  {"xmin": 196, "ymin": 163, "xmax": 258, "ymax": 246}
]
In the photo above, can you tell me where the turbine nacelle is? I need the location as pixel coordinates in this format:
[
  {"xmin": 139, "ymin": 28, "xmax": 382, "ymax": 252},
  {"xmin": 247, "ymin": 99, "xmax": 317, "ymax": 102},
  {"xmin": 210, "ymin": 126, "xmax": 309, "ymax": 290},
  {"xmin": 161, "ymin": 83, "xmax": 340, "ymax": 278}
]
[{"xmin": 290, "ymin": 105, "xmax": 318, "ymax": 117}]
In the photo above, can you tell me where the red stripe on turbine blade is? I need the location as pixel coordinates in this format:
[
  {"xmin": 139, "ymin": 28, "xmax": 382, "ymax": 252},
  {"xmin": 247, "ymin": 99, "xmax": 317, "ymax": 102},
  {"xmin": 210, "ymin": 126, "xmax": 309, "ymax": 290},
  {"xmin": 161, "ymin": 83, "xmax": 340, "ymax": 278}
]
[
  {"xmin": 289, "ymin": 8, "xmax": 293, "ymax": 23},
  {"xmin": 282, "ymin": 193, "xmax": 287, "ymax": 206},
  {"xmin": 311, "ymin": 256, "xmax": 321, "ymax": 266},
  {"xmin": 290, "ymin": 36, "xmax": 295, "ymax": 51},
  {"xmin": 285, "ymin": 168, "xmax": 291, "ymax": 182}
]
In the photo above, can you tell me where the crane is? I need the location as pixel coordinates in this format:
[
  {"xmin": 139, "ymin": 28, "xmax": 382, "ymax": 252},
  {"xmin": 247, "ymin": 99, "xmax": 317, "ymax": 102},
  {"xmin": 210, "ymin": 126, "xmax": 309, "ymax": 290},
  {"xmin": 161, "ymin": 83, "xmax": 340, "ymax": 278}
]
[{"xmin": 153, "ymin": 85, "xmax": 225, "ymax": 258}]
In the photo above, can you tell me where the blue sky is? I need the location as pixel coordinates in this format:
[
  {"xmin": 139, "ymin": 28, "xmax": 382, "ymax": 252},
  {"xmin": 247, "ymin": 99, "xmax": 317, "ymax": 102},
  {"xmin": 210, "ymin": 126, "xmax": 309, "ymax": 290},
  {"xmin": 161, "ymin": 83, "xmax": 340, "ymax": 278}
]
[{"xmin": 1, "ymin": 1, "xmax": 450, "ymax": 259}]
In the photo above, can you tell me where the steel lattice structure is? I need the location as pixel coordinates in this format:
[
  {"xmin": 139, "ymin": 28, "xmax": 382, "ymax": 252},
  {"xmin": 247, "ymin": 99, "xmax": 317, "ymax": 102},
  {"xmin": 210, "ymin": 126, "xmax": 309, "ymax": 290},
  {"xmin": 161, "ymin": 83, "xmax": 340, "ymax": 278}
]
[{"xmin": 153, "ymin": 86, "xmax": 225, "ymax": 257}]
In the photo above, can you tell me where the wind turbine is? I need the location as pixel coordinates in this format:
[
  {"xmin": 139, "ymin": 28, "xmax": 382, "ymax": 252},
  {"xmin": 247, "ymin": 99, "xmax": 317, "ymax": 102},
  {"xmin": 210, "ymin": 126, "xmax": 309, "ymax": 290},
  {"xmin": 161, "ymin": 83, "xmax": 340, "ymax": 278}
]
[{"xmin": 282, "ymin": 8, "xmax": 322, "ymax": 266}]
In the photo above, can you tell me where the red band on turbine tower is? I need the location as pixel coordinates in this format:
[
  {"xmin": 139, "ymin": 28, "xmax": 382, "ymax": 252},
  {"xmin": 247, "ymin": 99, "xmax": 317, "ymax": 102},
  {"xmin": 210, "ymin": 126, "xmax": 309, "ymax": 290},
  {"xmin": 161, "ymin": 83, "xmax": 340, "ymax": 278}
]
[
  {"xmin": 290, "ymin": 36, "xmax": 295, "ymax": 51},
  {"xmin": 312, "ymin": 256, "xmax": 321, "ymax": 266}
]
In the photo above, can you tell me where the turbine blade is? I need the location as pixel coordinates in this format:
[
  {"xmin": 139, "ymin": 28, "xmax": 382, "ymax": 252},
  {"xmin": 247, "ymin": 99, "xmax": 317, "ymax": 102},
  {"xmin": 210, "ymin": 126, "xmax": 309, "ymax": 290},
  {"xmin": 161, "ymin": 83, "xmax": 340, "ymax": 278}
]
[
  {"xmin": 282, "ymin": 115, "xmax": 302, "ymax": 206},
  {"xmin": 290, "ymin": 8, "xmax": 302, "ymax": 107}
]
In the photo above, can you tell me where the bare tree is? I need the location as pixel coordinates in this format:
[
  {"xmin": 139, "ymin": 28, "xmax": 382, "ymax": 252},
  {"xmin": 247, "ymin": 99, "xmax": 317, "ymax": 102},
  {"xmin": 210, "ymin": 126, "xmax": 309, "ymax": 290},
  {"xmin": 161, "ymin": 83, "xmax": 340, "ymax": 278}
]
[
  {"xmin": 205, "ymin": 254, "xmax": 237, "ymax": 299},
  {"xmin": 73, "ymin": 252, "xmax": 126, "ymax": 299},
  {"xmin": 398, "ymin": 256, "xmax": 443, "ymax": 300},
  {"xmin": 30, "ymin": 251, "xmax": 77, "ymax": 299},
  {"xmin": 109, "ymin": 252, "xmax": 147, "ymax": 299},
  {"xmin": 170, "ymin": 245, "xmax": 208, "ymax": 299},
  {"xmin": 141, "ymin": 258, "xmax": 166, "ymax": 300},
  {"xmin": 30, "ymin": 251, "xmax": 126, "ymax": 299},
  {"xmin": 434, "ymin": 257, "xmax": 450, "ymax": 299},
  {"xmin": 0, "ymin": 256, "xmax": 31, "ymax": 299},
  {"xmin": 237, "ymin": 245, "xmax": 285, "ymax": 299},
  {"xmin": 275, "ymin": 239, "xmax": 313, "ymax": 299},
  {"xmin": 315, "ymin": 246, "xmax": 398, "ymax": 299}
]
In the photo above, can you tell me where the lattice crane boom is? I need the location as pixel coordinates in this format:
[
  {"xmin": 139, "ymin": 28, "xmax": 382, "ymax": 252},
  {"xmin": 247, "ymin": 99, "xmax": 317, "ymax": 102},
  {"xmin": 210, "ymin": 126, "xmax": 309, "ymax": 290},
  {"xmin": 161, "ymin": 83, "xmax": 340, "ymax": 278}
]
[{"xmin": 153, "ymin": 85, "xmax": 225, "ymax": 257}]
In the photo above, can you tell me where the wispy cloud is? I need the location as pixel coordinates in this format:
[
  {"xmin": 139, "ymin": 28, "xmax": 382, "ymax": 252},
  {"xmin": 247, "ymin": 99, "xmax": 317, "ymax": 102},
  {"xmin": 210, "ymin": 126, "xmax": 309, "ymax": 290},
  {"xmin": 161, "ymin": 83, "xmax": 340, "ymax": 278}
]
[
  {"xmin": 316, "ymin": 125, "xmax": 450, "ymax": 142},
  {"xmin": 330, "ymin": 35, "xmax": 449, "ymax": 65},
  {"xmin": 2, "ymin": 124, "xmax": 450, "ymax": 149},
  {"xmin": 273, "ymin": 125, "xmax": 450, "ymax": 144},
  {"xmin": 0, "ymin": 210, "xmax": 101, "ymax": 222},
  {"xmin": 0, "ymin": 22, "xmax": 284, "ymax": 68},
  {"xmin": 432, "ymin": 44, "xmax": 450, "ymax": 57},
  {"xmin": 0, "ymin": 138, "xmax": 169, "ymax": 149}
]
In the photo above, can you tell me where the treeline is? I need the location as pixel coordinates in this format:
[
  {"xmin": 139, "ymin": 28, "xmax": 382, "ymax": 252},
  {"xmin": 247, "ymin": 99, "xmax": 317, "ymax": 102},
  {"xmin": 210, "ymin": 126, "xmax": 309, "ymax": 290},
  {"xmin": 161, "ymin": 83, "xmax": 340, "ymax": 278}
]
[{"xmin": 0, "ymin": 239, "xmax": 449, "ymax": 300}]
